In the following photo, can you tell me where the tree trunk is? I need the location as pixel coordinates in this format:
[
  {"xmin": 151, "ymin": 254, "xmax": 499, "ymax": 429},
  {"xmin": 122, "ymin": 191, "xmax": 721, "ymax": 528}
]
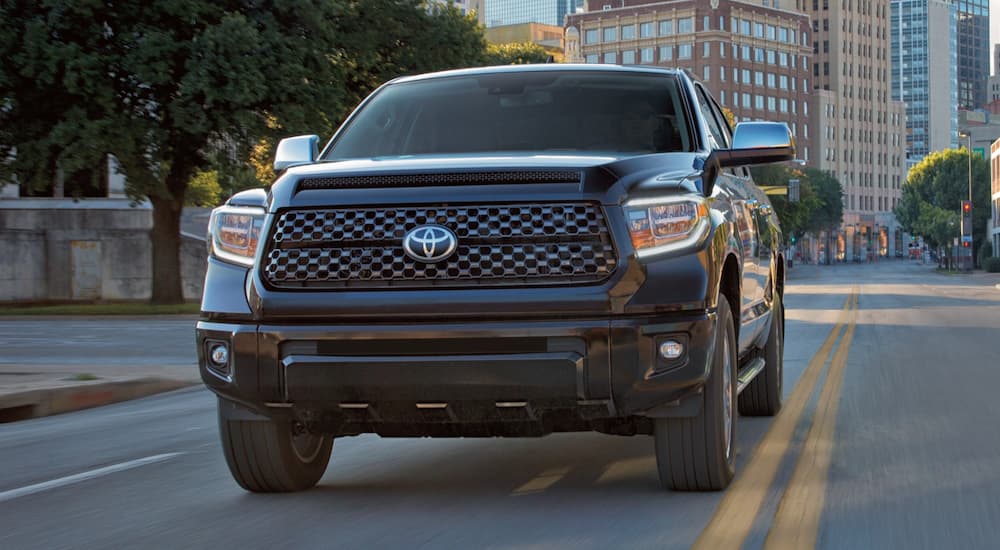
[{"xmin": 150, "ymin": 196, "xmax": 185, "ymax": 304}]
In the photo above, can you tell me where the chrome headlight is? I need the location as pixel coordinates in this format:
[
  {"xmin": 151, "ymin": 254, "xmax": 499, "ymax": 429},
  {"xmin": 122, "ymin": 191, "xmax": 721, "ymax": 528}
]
[
  {"xmin": 624, "ymin": 195, "xmax": 711, "ymax": 259},
  {"xmin": 207, "ymin": 205, "xmax": 266, "ymax": 267}
]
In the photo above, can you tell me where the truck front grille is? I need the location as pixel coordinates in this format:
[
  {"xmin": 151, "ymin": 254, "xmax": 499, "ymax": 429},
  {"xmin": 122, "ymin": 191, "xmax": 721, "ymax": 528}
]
[{"xmin": 262, "ymin": 203, "xmax": 618, "ymax": 289}]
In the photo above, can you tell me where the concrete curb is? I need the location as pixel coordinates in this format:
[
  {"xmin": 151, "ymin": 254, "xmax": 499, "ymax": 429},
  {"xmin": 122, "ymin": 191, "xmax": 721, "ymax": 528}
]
[{"xmin": 0, "ymin": 377, "xmax": 199, "ymax": 422}]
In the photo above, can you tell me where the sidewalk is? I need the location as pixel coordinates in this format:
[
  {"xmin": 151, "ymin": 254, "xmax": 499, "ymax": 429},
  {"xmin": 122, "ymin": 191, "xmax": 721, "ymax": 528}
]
[{"xmin": 0, "ymin": 363, "xmax": 201, "ymax": 422}]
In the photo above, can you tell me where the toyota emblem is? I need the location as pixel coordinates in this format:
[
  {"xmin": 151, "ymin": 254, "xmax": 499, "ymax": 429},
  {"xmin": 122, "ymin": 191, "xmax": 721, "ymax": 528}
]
[{"xmin": 402, "ymin": 225, "xmax": 458, "ymax": 263}]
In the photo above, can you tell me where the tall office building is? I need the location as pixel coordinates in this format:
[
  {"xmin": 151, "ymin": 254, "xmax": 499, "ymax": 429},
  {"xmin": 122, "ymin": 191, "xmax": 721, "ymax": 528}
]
[
  {"xmin": 807, "ymin": 0, "xmax": 907, "ymax": 259},
  {"xmin": 890, "ymin": 1, "xmax": 958, "ymax": 169},
  {"xmin": 956, "ymin": 0, "xmax": 989, "ymax": 109},
  {"xmin": 565, "ymin": 0, "xmax": 812, "ymax": 159},
  {"xmin": 485, "ymin": 0, "xmax": 584, "ymax": 28}
]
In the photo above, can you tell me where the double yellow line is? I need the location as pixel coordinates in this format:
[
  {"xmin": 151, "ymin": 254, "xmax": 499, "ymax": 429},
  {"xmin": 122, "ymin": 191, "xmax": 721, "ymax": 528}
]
[{"xmin": 693, "ymin": 288, "xmax": 860, "ymax": 550}]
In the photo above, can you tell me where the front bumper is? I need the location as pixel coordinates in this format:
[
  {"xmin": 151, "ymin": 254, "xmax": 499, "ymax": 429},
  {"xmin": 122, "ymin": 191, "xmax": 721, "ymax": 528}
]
[{"xmin": 197, "ymin": 311, "xmax": 717, "ymax": 436}]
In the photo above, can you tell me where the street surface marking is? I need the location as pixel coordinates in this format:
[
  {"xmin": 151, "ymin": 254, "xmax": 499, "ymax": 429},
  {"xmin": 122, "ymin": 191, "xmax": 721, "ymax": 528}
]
[
  {"xmin": 0, "ymin": 452, "xmax": 183, "ymax": 503},
  {"xmin": 764, "ymin": 291, "xmax": 859, "ymax": 550},
  {"xmin": 510, "ymin": 466, "xmax": 571, "ymax": 496},
  {"xmin": 692, "ymin": 289, "xmax": 857, "ymax": 550}
]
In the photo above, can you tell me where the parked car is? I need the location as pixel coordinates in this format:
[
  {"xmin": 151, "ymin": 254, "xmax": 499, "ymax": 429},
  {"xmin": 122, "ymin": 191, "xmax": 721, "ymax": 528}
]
[{"xmin": 198, "ymin": 65, "xmax": 789, "ymax": 493}]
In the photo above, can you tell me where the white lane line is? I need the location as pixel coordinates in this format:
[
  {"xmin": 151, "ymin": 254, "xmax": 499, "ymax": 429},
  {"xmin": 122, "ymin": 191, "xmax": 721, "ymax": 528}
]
[{"xmin": 0, "ymin": 452, "xmax": 184, "ymax": 503}]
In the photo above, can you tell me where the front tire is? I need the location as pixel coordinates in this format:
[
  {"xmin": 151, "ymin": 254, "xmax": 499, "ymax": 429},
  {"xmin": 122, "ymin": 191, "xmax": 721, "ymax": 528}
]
[
  {"xmin": 218, "ymin": 400, "xmax": 333, "ymax": 493},
  {"xmin": 739, "ymin": 292, "xmax": 784, "ymax": 416},
  {"xmin": 654, "ymin": 297, "xmax": 738, "ymax": 491}
]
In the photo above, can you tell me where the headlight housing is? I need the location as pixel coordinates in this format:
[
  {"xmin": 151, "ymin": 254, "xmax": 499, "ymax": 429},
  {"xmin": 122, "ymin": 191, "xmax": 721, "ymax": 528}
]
[
  {"xmin": 625, "ymin": 195, "xmax": 710, "ymax": 259},
  {"xmin": 208, "ymin": 205, "xmax": 266, "ymax": 267}
]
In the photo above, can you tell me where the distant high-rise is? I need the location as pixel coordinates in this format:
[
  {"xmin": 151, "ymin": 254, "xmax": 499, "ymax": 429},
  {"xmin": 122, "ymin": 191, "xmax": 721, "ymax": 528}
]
[
  {"xmin": 890, "ymin": 0, "xmax": 958, "ymax": 169},
  {"xmin": 485, "ymin": 0, "xmax": 584, "ymax": 28},
  {"xmin": 956, "ymin": 0, "xmax": 989, "ymax": 109},
  {"xmin": 807, "ymin": 0, "xmax": 907, "ymax": 259}
]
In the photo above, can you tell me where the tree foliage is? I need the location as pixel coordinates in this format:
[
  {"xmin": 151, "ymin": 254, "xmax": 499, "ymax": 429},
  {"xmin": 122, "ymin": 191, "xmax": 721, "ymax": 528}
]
[
  {"xmin": 0, "ymin": 0, "xmax": 487, "ymax": 303},
  {"xmin": 750, "ymin": 165, "xmax": 844, "ymax": 240},
  {"xmin": 893, "ymin": 148, "xmax": 990, "ymax": 248},
  {"xmin": 484, "ymin": 42, "xmax": 552, "ymax": 65}
]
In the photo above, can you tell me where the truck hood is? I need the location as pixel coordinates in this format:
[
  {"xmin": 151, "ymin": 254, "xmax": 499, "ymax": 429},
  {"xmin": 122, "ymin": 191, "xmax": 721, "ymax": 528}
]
[{"xmin": 268, "ymin": 152, "xmax": 707, "ymax": 209}]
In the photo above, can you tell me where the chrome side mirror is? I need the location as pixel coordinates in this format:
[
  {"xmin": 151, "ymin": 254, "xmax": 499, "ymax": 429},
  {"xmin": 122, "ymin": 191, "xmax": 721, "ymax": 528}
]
[
  {"xmin": 713, "ymin": 122, "xmax": 795, "ymax": 168},
  {"xmin": 273, "ymin": 135, "xmax": 320, "ymax": 172}
]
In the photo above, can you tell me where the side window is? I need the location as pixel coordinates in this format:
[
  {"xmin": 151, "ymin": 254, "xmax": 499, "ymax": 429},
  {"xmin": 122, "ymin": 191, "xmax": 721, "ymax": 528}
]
[{"xmin": 695, "ymin": 85, "xmax": 728, "ymax": 151}]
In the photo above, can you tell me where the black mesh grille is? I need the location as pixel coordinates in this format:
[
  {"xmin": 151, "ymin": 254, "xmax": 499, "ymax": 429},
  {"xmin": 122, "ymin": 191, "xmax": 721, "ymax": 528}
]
[
  {"xmin": 297, "ymin": 171, "xmax": 582, "ymax": 191},
  {"xmin": 263, "ymin": 203, "xmax": 617, "ymax": 289}
]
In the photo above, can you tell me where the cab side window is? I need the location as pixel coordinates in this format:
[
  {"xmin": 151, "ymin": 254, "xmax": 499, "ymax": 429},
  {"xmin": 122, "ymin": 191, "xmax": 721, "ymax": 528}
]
[{"xmin": 695, "ymin": 86, "xmax": 729, "ymax": 150}]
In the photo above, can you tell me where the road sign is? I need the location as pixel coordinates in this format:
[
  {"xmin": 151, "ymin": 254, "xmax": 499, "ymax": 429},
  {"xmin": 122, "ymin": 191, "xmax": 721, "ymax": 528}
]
[{"xmin": 973, "ymin": 147, "xmax": 986, "ymax": 159}]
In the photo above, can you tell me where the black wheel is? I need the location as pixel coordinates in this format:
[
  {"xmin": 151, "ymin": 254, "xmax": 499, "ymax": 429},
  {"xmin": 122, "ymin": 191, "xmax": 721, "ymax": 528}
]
[
  {"xmin": 218, "ymin": 400, "xmax": 333, "ymax": 493},
  {"xmin": 654, "ymin": 297, "xmax": 738, "ymax": 491},
  {"xmin": 739, "ymin": 292, "xmax": 783, "ymax": 416}
]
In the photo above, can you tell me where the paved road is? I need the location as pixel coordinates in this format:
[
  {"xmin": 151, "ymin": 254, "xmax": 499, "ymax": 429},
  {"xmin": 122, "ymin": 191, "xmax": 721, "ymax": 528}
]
[
  {"xmin": 0, "ymin": 317, "xmax": 197, "ymax": 368},
  {"xmin": 0, "ymin": 262, "xmax": 997, "ymax": 549}
]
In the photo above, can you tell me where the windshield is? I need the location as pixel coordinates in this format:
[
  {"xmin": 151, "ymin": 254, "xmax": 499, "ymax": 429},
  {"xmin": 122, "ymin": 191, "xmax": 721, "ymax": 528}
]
[{"xmin": 324, "ymin": 71, "xmax": 693, "ymax": 160}]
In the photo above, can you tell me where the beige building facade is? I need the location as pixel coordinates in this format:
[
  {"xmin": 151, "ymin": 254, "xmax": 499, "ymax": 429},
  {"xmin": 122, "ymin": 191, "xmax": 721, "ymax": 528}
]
[{"xmin": 806, "ymin": 0, "xmax": 907, "ymax": 260}]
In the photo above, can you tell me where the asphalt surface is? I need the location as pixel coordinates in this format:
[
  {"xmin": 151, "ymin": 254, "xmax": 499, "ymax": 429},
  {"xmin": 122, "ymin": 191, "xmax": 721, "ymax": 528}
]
[
  {"xmin": 0, "ymin": 317, "xmax": 197, "ymax": 368},
  {"xmin": 0, "ymin": 261, "xmax": 998, "ymax": 549}
]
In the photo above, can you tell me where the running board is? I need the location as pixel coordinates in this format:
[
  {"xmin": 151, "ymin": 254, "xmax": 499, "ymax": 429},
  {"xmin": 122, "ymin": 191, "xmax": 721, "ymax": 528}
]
[{"xmin": 736, "ymin": 357, "xmax": 767, "ymax": 394}]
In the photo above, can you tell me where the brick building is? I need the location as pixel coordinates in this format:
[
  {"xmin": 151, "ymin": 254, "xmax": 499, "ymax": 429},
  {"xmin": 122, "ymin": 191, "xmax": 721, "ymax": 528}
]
[{"xmin": 565, "ymin": 0, "xmax": 812, "ymax": 161}]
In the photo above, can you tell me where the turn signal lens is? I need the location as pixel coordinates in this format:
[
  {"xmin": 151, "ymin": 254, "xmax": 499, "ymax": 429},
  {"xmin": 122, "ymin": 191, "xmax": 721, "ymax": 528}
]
[
  {"xmin": 208, "ymin": 206, "xmax": 265, "ymax": 267},
  {"xmin": 625, "ymin": 196, "xmax": 710, "ymax": 258}
]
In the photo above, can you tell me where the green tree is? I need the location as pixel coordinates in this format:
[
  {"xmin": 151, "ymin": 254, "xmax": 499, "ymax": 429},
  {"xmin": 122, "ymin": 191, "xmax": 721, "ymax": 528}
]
[
  {"xmin": 484, "ymin": 42, "xmax": 552, "ymax": 65},
  {"xmin": 1, "ymin": 0, "xmax": 486, "ymax": 303},
  {"xmin": 894, "ymin": 148, "xmax": 990, "ymax": 248}
]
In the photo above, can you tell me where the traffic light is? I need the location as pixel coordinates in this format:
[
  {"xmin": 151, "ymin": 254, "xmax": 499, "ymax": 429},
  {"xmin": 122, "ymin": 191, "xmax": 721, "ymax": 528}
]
[
  {"xmin": 790, "ymin": 235, "xmax": 796, "ymax": 244},
  {"xmin": 961, "ymin": 199, "xmax": 973, "ymax": 244}
]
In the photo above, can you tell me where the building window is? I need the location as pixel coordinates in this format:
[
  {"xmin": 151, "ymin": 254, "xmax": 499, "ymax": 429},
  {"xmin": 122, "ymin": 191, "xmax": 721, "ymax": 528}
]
[
  {"xmin": 678, "ymin": 43, "xmax": 693, "ymax": 60},
  {"xmin": 741, "ymin": 19, "xmax": 751, "ymax": 35},
  {"xmin": 641, "ymin": 47, "xmax": 654, "ymax": 63},
  {"xmin": 621, "ymin": 24, "xmax": 635, "ymax": 40},
  {"xmin": 766, "ymin": 50, "xmax": 776, "ymax": 64},
  {"xmin": 703, "ymin": 16, "xmax": 710, "ymax": 31},
  {"xmin": 742, "ymin": 69, "xmax": 751, "ymax": 84},
  {"xmin": 779, "ymin": 27, "xmax": 789, "ymax": 43},
  {"xmin": 703, "ymin": 65, "xmax": 711, "ymax": 81},
  {"xmin": 678, "ymin": 17, "xmax": 693, "ymax": 34},
  {"xmin": 640, "ymin": 22, "xmax": 654, "ymax": 38},
  {"xmin": 719, "ymin": 41, "xmax": 726, "ymax": 58},
  {"xmin": 742, "ymin": 93, "xmax": 751, "ymax": 108},
  {"xmin": 603, "ymin": 27, "xmax": 617, "ymax": 42},
  {"xmin": 585, "ymin": 54, "xmax": 599, "ymax": 64},
  {"xmin": 779, "ymin": 52, "xmax": 788, "ymax": 67},
  {"xmin": 659, "ymin": 20, "xmax": 674, "ymax": 36},
  {"xmin": 755, "ymin": 95, "xmax": 764, "ymax": 110},
  {"xmin": 780, "ymin": 98, "xmax": 788, "ymax": 113},
  {"xmin": 622, "ymin": 50, "xmax": 636, "ymax": 64},
  {"xmin": 755, "ymin": 47, "xmax": 765, "ymax": 62},
  {"xmin": 767, "ymin": 25, "xmax": 776, "ymax": 40},
  {"xmin": 768, "ymin": 96, "xmax": 776, "ymax": 111},
  {"xmin": 754, "ymin": 22, "xmax": 764, "ymax": 38},
  {"xmin": 780, "ymin": 75, "xmax": 788, "ymax": 89},
  {"xmin": 660, "ymin": 45, "xmax": 673, "ymax": 61},
  {"xmin": 584, "ymin": 29, "xmax": 599, "ymax": 44},
  {"xmin": 720, "ymin": 66, "xmax": 726, "ymax": 81},
  {"xmin": 742, "ymin": 45, "xmax": 751, "ymax": 60},
  {"xmin": 767, "ymin": 73, "xmax": 776, "ymax": 87},
  {"xmin": 755, "ymin": 71, "xmax": 764, "ymax": 86},
  {"xmin": 703, "ymin": 42, "xmax": 711, "ymax": 58},
  {"xmin": 603, "ymin": 51, "xmax": 616, "ymax": 63}
]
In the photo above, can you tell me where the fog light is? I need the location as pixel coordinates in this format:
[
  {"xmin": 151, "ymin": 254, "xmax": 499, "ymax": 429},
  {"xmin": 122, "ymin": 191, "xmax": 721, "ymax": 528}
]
[
  {"xmin": 209, "ymin": 343, "xmax": 229, "ymax": 367},
  {"xmin": 659, "ymin": 340, "xmax": 684, "ymax": 360}
]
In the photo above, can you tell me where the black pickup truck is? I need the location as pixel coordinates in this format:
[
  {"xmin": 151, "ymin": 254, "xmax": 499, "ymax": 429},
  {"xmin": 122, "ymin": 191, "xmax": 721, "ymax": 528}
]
[{"xmin": 198, "ymin": 65, "xmax": 789, "ymax": 493}]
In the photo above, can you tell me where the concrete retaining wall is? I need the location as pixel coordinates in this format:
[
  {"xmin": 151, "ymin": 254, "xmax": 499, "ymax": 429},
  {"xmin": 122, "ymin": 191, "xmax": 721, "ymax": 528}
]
[{"xmin": 0, "ymin": 199, "xmax": 208, "ymax": 302}]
